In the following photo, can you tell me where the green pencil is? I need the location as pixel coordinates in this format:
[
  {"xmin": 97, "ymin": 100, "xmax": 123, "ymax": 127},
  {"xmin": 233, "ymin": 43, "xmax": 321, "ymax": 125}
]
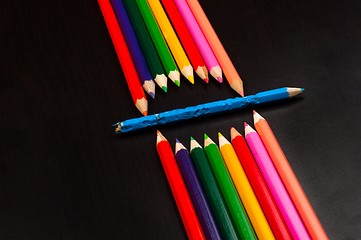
[
  {"xmin": 135, "ymin": 0, "xmax": 180, "ymax": 86},
  {"xmin": 122, "ymin": 0, "xmax": 167, "ymax": 92},
  {"xmin": 190, "ymin": 137, "xmax": 239, "ymax": 240},
  {"xmin": 203, "ymin": 134, "xmax": 257, "ymax": 240}
]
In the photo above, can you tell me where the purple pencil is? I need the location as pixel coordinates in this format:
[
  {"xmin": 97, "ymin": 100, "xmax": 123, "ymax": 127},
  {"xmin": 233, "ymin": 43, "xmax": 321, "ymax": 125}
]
[
  {"xmin": 111, "ymin": 0, "xmax": 156, "ymax": 98},
  {"xmin": 175, "ymin": 139, "xmax": 221, "ymax": 240},
  {"xmin": 244, "ymin": 123, "xmax": 310, "ymax": 240}
]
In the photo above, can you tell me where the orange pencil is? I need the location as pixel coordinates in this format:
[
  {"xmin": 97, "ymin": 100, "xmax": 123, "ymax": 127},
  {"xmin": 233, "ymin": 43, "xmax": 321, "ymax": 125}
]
[
  {"xmin": 253, "ymin": 111, "xmax": 328, "ymax": 240},
  {"xmin": 186, "ymin": 0, "xmax": 244, "ymax": 96},
  {"xmin": 98, "ymin": 0, "xmax": 148, "ymax": 115}
]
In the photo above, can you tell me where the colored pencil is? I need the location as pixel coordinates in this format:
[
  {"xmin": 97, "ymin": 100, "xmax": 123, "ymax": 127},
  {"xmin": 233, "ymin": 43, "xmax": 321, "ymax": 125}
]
[
  {"xmin": 122, "ymin": 0, "xmax": 167, "ymax": 92},
  {"xmin": 156, "ymin": 131, "xmax": 205, "ymax": 239},
  {"xmin": 111, "ymin": 0, "xmax": 155, "ymax": 98},
  {"xmin": 98, "ymin": 0, "xmax": 148, "ymax": 116},
  {"xmin": 114, "ymin": 87, "xmax": 304, "ymax": 133},
  {"xmin": 204, "ymin": 134, "xmax": 256, "ymax": 240},
  {"xmin": 244, "ymin": 123, "xmax": 310, "ymax": 240},
  {"xmin": 186, "ymin": 0, "xmax": 244, "ymax": 96},
  {"xmin": 135, "ymin": 0, "xmax": 180, "ymax": 86},
  {"xmin": 218, "ymin": 132, "xmax": 275, "ymax": 240},
  {"xmin": 254, "ymin": 111, "xmax": 329, "ymax": 240},
  {"xmin": 231, "ymin": 127, "xmax": 293, "ymax": 240},
  {"xmin": 175, "ymin": 139, "xmax": 221, "ymax": 240},
  {"xmin": 147, "ymin": 0, "xmax": 194, "ymax": 83},
  {"xmin": 161, "ymin": 0, "xmax": 208, "ymax": 82},
  {"xmin": 189, "ymin": 137, "xmax": 239, "ymax": 240},
  {"xmin": 174, "ymin": 0, "xmax": 222, "ymax": 82}
]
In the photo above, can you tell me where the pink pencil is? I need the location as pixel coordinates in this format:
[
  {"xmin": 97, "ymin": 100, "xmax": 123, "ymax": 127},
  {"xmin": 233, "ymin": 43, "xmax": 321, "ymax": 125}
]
[
  {"xmin": 174, "ymin": 0, "xmax": 222, "ymax": 82},
  {"xmin": 244, "ymin": 123, "xmax": 310, "ymax": 240}
]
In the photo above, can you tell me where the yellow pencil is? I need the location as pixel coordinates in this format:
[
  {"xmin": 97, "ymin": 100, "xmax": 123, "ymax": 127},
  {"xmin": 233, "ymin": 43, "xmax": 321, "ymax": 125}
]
[
  {"xmin": 218, "ymin": 132, "xmax": 275, "ymax": 240},
  {"xmin": 147, "ymin": 0, "xmax": 194, "ymax": 83}
]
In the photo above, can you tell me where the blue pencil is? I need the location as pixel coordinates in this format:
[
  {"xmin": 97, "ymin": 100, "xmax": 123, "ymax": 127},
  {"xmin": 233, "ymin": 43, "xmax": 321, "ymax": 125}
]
[
  {"xmin": 175, "ymin": 139, "xmax": 222, "ymax": 240},
  {"xmin": 114, "ymin": 87, "xmax": 304, "ymax": 133},
  {"xmin": 111, "ymin": 0, "xmax": 156, "ymax": 98}
]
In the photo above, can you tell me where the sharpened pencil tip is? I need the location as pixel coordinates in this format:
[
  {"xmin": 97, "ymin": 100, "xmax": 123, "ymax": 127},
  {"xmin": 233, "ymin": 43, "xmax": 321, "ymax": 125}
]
[
  {"xmin": 217, "ymin": 76, "xmax": 223, "ymax": 83},
  {"xmin": 190, "ymin": 136, "xmax": 195, "ymax": 141},
  {"xmin": 204, "ymin": 133, "xmax": 209, "ymax": 139},
  {"xmin": 301, "ymin": 88, "xmax": 305, "ymax": 92},
  {"xmin": 175, "ymin": 138, "xmax": 180, "ymax": 143},
  {"xmin": 187, "ymin": 75, "xmax": 194, "ymax": 84},
  {"xmin": 162, "ymin": 86, "xmax": 167, "ymax": 92},
  {"xmin": 244, "ymin": 122, "xmax": 249, "ymax": 128},
  {"xmin": 149, "ymin": 92, "xmax": 155, "ymax": 99},
  {"xmin": 175, "ymin": 80, "xmax": 180, "ymax": 87},
  {"xmin": 218, "ymin": 132, "xmax": 223, "ymax": 138}
]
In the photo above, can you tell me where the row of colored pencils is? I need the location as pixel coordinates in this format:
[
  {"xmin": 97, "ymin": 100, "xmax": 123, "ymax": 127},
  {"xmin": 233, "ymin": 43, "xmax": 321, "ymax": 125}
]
[
  {"xmin": 98, "ymin": 0, "xmax": 245, "ymax": 116},
  {"xmin": 156, "ymin": 111, "xmax": 328, "ymax": 240}
]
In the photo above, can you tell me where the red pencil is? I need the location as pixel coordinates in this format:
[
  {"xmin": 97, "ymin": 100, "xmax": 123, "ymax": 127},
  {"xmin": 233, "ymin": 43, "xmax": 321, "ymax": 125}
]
[
  {"xmin": 156, "ymin": 131, "xmax": 205, "ymax": 240},
  {"xmin": 98, "ymin": 0, "xmax": 148, "ymax": 116},
  {"xmin": 231, "ymin": 127, "xmax": 292, "ymax": 240},
  {"xmin": 161, "ymin": 0, "xmax": 208, "ymax": 82}
]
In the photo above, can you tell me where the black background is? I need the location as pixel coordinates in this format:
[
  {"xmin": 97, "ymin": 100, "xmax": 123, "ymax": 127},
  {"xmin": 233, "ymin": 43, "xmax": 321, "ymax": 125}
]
[{"xmin": 1, "ymin": 0, "xmax": 361, "ymax": 239}]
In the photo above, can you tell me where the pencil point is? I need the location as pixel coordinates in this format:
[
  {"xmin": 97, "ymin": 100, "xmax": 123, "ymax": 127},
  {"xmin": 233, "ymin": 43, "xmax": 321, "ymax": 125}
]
[
  {"xmin": 230, "ymin": 127, "xmax": 241, "ymax": 140},
  {"xmin": 244, "ymin": 122, "xmax": 256, "ymax": 135},
  {"xmin": 168, "ymin": 70, "xmax": 180, "ymax": 84},
  {"xmin": 187, "ymin": 75, "xmax": 194, "ymax": 84},
  {"xmin": 135, "ymin": 98, "xmax": 148, "ymax": 116},
  {"xmin": 204, "ymin": 133, "xmax": 209, "ymax": 139},
  {"xmin": 174, "ymin": 80, "xmax": 180, "ymax": 87},
  {"xmin": 210, "ymin": 66, "xmax": 222, "ymax": 83},
  {"xmin": 149, "ymin": 92, "xmax": 155, "ymax": 99},
  {"xmin": 162, "ymin": 86, "xmax": 168, "ymax": 92},
  {"xmin": 244, "ymin": 122, "xmax": 249, "ymax": 128},
  {"xmin": 286, "ymin": 87, "xmax": 304, "ymax": 97},
  {"xmin": 218, "ymin": 132, "xmax": 229, "ymax": 146},
  {"xmin": 190, "ymin": 136, "xmax": 202, "ymax": 151},
  {"xmin": 253, "ymin": 111, "xmax": 264, "ymax": 124},
  {"xmin": 230, "ymin": 79, "xmax": 244, "ymax": 96},
  {"xmin": 181, "ymin": 66, "xmax": 194, "ymax": 84},
  {"xmin": 175, "ymin": 138, "xmax": 180, "ymax": 143},
  {"xmin": 195, "ymin": 66, "xmax": 208, "ymax": 82},
  {"xmin": 156, "ymin": 130, "xmax": 166, "ymax": 143},
  {"xmin": 154, "ymin": 74, "xmax": 167, "ymax": 92}
]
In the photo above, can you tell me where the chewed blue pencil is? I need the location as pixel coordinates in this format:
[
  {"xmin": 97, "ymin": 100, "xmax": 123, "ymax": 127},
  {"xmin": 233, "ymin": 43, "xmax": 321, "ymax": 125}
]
[{"xmin": 114, "ymin": 87, "xmax": 304, "ymax": 133}]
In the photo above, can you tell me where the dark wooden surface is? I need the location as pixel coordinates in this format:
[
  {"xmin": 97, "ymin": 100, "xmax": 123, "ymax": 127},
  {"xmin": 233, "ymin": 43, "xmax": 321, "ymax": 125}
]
[{"xmin": 1, "ymin": 0, "xmax": 361, "ymax": 239}]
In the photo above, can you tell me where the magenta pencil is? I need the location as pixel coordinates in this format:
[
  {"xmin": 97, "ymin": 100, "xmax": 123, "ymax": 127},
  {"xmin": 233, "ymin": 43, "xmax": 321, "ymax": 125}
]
[
  {"xmin": 244, "ymin": 123, "xmax": 310, "ymax": 240},
  {"xmin": 174, "ymin": 0, "xmax": 222, "ymax": 82}
]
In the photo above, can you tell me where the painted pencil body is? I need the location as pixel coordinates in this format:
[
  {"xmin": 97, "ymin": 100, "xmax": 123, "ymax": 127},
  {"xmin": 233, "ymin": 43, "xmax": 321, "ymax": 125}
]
[
  {"xmin": 187, "ymin": 0, "xmax": 244, "ymax": 96},
  {"xmin": 156, "ymin": 131, "xmax": 205, "ymax": 239},
  {"xmin": 148, "ymin": 0, "xmax": 194, "ymax": 83},
  {"xmin": 231, "ymin": 127, "xmax": 292, "ymax": 240},
  {"xmin": 98, "ymin": 0, "xmax": 148, "ymax": 116},
  {"xmin": 218, "ymin": 132, "xmax": 275, "ymax": 240},
  {"xmin": 135, "ymin": 0, "xmax": 180, "ymax": 86},
  {"xmin": 189, "ymin": 137, "xmax": 239, "ymax": 240},
  {"xmin": 114, "ymin": 87, "xmax": 304, "ymax": 133},
  {"xmin": 122, "ymin": 0, "xmax": 168, "ymax": 92},
  {"xmin": 254, "ymin": 111, "xmax": 329, "ymax": 240},
  {"xmin": 161, "ymin": 0, "xmax": 208, "ymax": 82},
  {"xmin": 174, "ymin": 0, "xmax": 222, "ymax": 82},
  {"xmin": 204, "ymin": 134, "xmax": 256, "ymax": 240},
  {"xmin": 244, "ymin": 123, "xmax": 310, "ymax": 240},
  {"xmin": 175, "ymin": 140, "xmax": 221, "ymax": 240},
  {"xmin": 111, "ymin": 0, "xmax": 155, "ymax": 98}
]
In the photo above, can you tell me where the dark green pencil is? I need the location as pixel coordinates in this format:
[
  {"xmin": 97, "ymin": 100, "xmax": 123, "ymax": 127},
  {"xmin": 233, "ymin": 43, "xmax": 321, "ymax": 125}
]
[
  {"xmin": 122, "ymin": 0, "xmax": 167, "ymax": 92},
  {"xmin": 190, "ymin": 137, "xmax": 239, "ymax": 240},
  {"xmin": 204, "ymin": 134, "xmax": 257, "ymax": 240},
  {"xmin": 135, "ymin": 0, "xmax": 180, "ymax": 86}
]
